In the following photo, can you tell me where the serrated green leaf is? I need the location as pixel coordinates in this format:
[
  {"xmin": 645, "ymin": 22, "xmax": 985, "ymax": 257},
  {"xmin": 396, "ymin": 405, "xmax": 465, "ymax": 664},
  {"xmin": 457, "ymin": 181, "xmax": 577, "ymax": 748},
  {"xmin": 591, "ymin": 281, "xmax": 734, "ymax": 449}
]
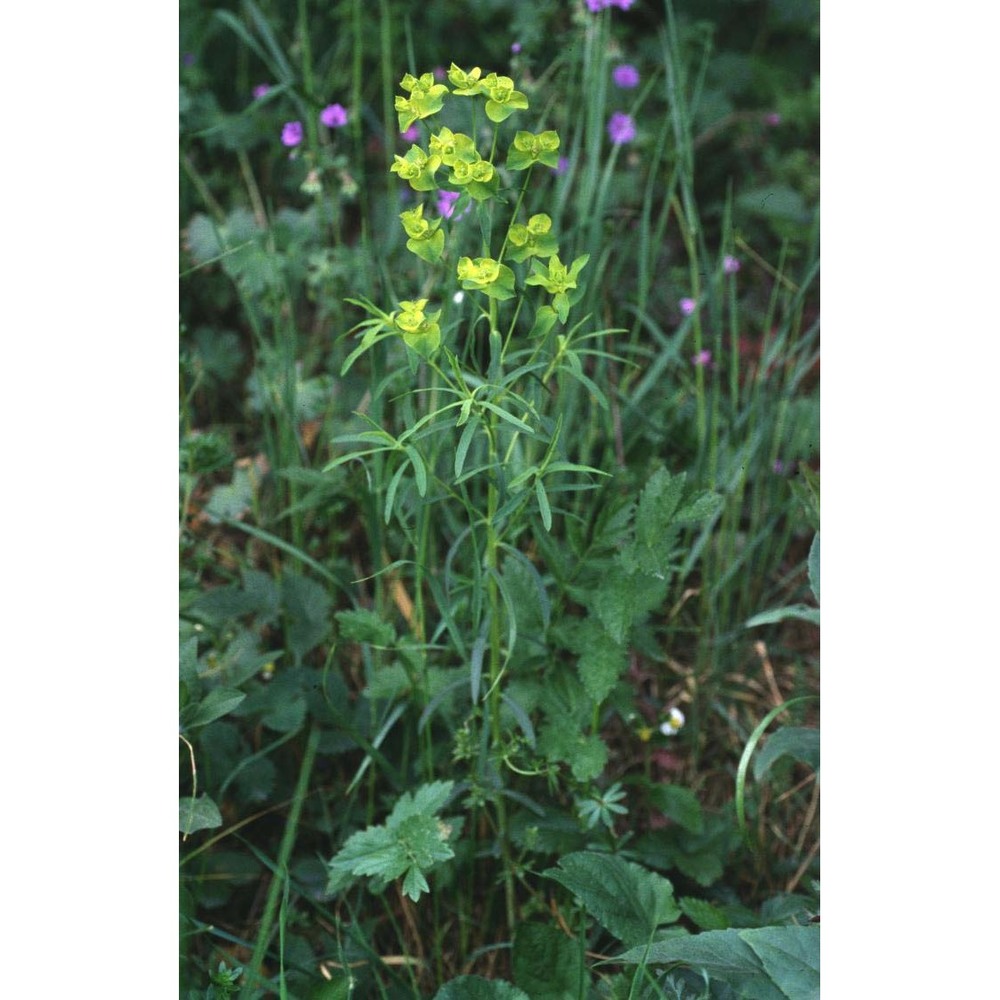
[
  {"xmin": 542, "ymin": 852, "xmax": 681, "ymax": 947},
  {"xmin": 389, "ymin": 780, "xmax": 455, "ymax": 823},
  {"xmin": 281, "ymin": 572, "xmax": 332, "ymax": 662},
  {"xmin": 512, "ymin": 923, "xmax": 583, "ymax": 1000},
  {"xmin": 646, "ymin": 785, "xmax": 704, "ymax": 835},
  {"xmin": 433, "ymin": 977, "xmax": 530, "ymax": 1000},
  {"xmin": 752, "ymin": 727, "xmax": 820, "ymax": 782},
  {"xmin": 576, "ymin": 629, "xmax": 626, "ymax": 704},
  {"xmin": 180, "ymin": 795, "xmax": 223, "ymax": 834},
  {"xmin": 335, "ymin": 608, "xmax": 396, "ymax": 646}
]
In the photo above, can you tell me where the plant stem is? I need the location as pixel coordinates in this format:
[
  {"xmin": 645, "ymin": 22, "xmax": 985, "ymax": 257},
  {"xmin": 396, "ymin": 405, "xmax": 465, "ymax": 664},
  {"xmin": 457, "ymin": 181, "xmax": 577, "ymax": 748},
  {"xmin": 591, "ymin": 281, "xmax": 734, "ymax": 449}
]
[{"xmin": 240, "ymin": 724, "xmax": 321, "ymax": 999}]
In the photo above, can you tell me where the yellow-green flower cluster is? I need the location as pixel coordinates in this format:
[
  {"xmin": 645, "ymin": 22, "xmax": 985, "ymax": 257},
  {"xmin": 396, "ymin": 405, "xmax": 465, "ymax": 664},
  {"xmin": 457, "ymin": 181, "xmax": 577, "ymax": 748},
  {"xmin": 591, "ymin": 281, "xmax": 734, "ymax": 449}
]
[
  {"xmin": 399, "ymin": 205, "xmax": 444, "ymax": 264},
  {"xmin": 457, "ymin": 256, "xmax": 516, "ymax": 301},
  {"xmin": 395, "ymin": 72, "xmax": 448, "ymax": 132},
  {"xmin": 506, "ymin": 214, "xmax": 558, "ymax": 263},
  {"xmin": 390, "ymin": 298, "xmax": 442, "ymax": 357},
  {"xmin": 506, "ymin": 130, "xmax": 560, "ymax": 171}
]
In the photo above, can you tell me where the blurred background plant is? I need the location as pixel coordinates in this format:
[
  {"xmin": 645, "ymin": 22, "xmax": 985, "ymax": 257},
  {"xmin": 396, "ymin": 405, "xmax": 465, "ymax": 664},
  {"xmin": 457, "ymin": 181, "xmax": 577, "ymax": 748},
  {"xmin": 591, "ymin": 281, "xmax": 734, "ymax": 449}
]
[{"xmin": 180, "ymin": 0, "xmax": 818, "ymax": 995}]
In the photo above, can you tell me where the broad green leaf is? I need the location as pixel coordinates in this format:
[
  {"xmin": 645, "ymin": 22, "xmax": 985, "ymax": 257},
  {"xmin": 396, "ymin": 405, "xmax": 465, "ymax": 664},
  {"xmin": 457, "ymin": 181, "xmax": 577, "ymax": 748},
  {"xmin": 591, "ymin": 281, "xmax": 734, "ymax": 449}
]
[
  {"xmin": 679, "ymin": 896, "xmax": 730, "ymax": 930},
  {"xmin": 281, "ymin": 572, "xmax": 332, "ymax": 662},
  {"xmin": 542, "ymin": 851, "xmax": 681, "ymax": 947},
  {"xmin": 645, "ymin": 785, "xmax": 704, "ymax": 835},
  {"xmin": 742, "ymin": 926, "xmax": 820, "ymax": 999},
  {"xmin": 184, "ymin": 687, "xmax": 246, "ymax": 730},
  {"xmin": 539, "ymin": 724, "xmax": 607, "ymax": 782},
  {"xmin": 576, "ymin": 628, "xmax": 626, "ymax": 704},
  {"xmin": 615, "ymin": 928, "xmax": 764, "ymax": 979},
  {"xmin": 434, "ymin": 977, "xmax": 530, "ymax": 1000},
  {"xmin": 752, "ymin": 727, "xmax": 820, "ymax": 781},
  {"xmin": 180, "ymin": 795, "xmax": 223, "ymax": 834},
  {"xmin": 512, "ymin": 923, "xmax": 584, "ymax": 1000}
]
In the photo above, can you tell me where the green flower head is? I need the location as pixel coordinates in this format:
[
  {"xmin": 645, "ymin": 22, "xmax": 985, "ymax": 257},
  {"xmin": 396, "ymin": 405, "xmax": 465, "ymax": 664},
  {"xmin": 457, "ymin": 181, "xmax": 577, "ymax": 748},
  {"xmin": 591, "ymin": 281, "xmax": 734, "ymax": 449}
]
[
  {"xmin": 456, "ymin": 256, "xmax": 516, "ymax": 301},
  {"xmin": 480, "ymin": 72, "xmax": 529, "ymax": 123},
  {"xmin": 429, "ymin": 127, "xmax": 478, "ymax": 168},
  {"xmin": 506, "ymin": 213, "xmax": 558, "ymax": 263},
  {"xmin": 395, "ymin": 72, "xmax": 449, "ymax": 132},
  {"xmin": 399, "ymin": 204, "xmax": 445, "ymax": 264},
  {"xmin": 525, "ymin": 253, "xmax": 590, "ymax": 321},
  {"xmin": 390, "ymin": 145, "xmax": 442, "ymax": 192},
  {"xmin": 447, "ymin": 63, "xmax": 484, "ymax": 96},
  {"xmin": 506, "ymin": 130, "xmax": 560, "ymax": 171},
  {"xmin": 391, "ymin": 297, "xmax": 442, "ymax": 357}
]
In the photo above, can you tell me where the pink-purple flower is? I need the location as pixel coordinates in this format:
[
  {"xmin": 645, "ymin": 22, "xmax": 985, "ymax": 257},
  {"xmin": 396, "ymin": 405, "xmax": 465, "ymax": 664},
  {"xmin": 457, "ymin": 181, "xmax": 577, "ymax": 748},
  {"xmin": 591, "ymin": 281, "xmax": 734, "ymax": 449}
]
[
  {"xmin": 436, "ymin": 190, "xmax": 470, "ymax": 220},
  {"xmin": 607, "ymin": 112, "xmax": 636, "ymax": 145},
  {"xmin": 612, "ymin": 64, "xmax": 640, "ymax": 88},
  {"xmin": 252, "ymin": 83, "xmax": 270, "ymax": 100},
  {"xmin": 764, "ymin": 112, "xmax": 782, "ymax": 127},
  {"xmin": 553, "ymin": 156, "xmax": 570, "ymax": 176},
  {"xmin": 511, "ymin": 41, "xmax": 522, "ymax": 54},
  {"xmin": 723, "ymin": 255, "xmax": 741, "ymax": 274},
  {"xmin": 679, "ymin": 297, "xmax": 696, "ymax": 316},
  {"xmin": 320, "ymin": 103, "xmax": 348, "ymax": 128},
  {"xmin": 281, "ymin": 121, "xmax": 303, "ymax": 147},
  {"xmin": 587, "ymin": 0, "xmax": 635, "ymax": 9},
  {"xmin": 401, "ymin": 125, "xmax": 421, "ymax": 143},
  {"xmin": 692, "ymin": 349, "xmax": 711, "ymax": 367}
]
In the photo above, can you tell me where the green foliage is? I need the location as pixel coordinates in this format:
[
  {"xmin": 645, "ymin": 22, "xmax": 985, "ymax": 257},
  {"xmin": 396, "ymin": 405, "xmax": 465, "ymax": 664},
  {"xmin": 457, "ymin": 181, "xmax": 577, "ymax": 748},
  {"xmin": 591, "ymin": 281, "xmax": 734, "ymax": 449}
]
[
  {"xmin": 326, "ymin": 781, "xmax": 459, "ymax": 901},
  {"xmin": 543, "ymin": 851, "xmax": 681, "ymax": 948},
  {"xmin": 180, "ymin": 0, "xmax": 819, "ymax": 992},
  {"xmin": 616, "ymin": 925, "xmax": 820, "ymax": 1000}
]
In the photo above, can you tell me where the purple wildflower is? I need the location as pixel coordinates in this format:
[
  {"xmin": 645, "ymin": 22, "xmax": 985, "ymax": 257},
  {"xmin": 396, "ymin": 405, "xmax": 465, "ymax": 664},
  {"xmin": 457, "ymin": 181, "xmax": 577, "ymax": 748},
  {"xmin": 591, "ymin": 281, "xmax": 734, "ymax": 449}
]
[
  {"xmin": 772, "ymin": 459, "xmax": 787, "ymax": 474},
  {"xmin": 281, "ymin": 121, "xmax": 303, "ymax": 147},
  {"xmin": 401, "ymin": 125, "xmax": 421, "ymax": 143},
  {"xmin": 320, "ymin": 103, "xmax": 348, "ymax": 128},
  {"xmin": 585, "ymin": 0, "xmax": 607, "ymax": 10},
  {"xmin": 612, "ymin": 64, "xmax": 640, "ymax": 88},
  {"xmin": 723, "ymin": 255, "xmax": 741, "ymax": 274},
  {"xmin": 252, "ymin": 83, "xmax": 270, "ymax": 100},
  {"xmin": 436, "ymin": 190, "xmax": 470, "ymax": 220},
  {"xmin": 182, "ymin": 53, "xmax": 196, "ymax": 67},
  {"xmin": 511, "ymin": 41, "xmax": 522, "ymax": 54},
  {"xmin": 692, "ymin": 349, "xmax": 712, "ymax": 367},
  {"xmin": 433, "ymin": 66, "xmax": 447, "ymax": 81},
  {"xmin": 611, "ymin": 0, "xmax": 635, "ymax": 8},
  {"xmin": 764, "ymin": 112, "xmax": 782, "ymax": 127},
  {"xmin": 607, "ymin": 112, "xmax": 636, "ymax": 144},
  {"xmin": 679, "ymin": 297, "xmax": 696, "ymax": 316},
  {"xmin": 553, "ymin": 156, "xmax": 570, "ymax": 176}
]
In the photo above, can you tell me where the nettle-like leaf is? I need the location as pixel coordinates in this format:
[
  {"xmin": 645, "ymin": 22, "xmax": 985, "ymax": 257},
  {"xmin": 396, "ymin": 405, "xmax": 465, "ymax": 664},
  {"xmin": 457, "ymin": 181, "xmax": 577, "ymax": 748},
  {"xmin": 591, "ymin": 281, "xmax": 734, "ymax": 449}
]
[
  {"xmin": 752, "ymin": 726, "xmax": 820, "ymax": 782},
  {"xmin": 335, "ymin": 607, "xmax": 396, "ymax": 646},
  {"xmin": 512, "ymin": 922, "xmax": 584, "ymax": 1000},
  {"xmin": 542, "ymin": 851, "xmax": 681, "ymax": 948},
  {"xmin": 434, "ymin": 977, "xmax": 530, "ymax": 1000},
  {"xmin": 614, "ymin": 926, "xmax": 820, "ymax": 1000},
  {"xmin": 180, "ymin": 795, "xmax": 223, "ymax": 834},
  {"xmin": 326, "ymin": 781, "xmax": 458, "ymax": 902}
]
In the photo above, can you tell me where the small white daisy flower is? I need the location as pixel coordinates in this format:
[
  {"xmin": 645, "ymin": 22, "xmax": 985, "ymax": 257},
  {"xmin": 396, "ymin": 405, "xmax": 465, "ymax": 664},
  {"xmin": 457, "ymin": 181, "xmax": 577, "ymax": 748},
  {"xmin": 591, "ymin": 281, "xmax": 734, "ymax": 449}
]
[{"xmin": 659, "ymin": 707, "xmax": 685, "ymax": 736}]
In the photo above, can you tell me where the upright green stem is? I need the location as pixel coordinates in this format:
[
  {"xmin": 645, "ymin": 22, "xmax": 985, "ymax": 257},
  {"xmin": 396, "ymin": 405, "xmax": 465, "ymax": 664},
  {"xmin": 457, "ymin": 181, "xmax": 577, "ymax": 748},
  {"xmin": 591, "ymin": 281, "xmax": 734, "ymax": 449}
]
[
  {"xmin": 483, "ymin": 298, "xmax": 517, "ymax": 934},
  {"xmin": 240, "ymin": 725, "xmax": 321, "ymax": 999}
]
